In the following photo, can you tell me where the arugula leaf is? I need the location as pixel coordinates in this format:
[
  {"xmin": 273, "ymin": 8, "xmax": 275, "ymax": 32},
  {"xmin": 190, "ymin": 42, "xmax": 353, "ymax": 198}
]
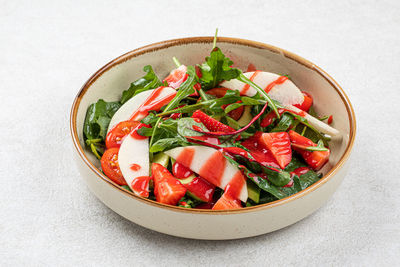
[
  {"xmin": 148, "ymin": 67, "xmax": 198, "ymax": 154},
  {"xmin": 271, "ymin": 113, "xmax": 295, "ymax": 132},
  {"xmin": 120, "ymin": 65, "xmax": 162, "ymax": 104},
  {"xmin": 224, "ymin": 103, "xmax": 243, "ymax": 114},
  {"xmin": 198, "ymin": 47, "xmax": 241, "ymax": 90},
  {"xmin": 158, "ymin": 89, "xmax": 240, "ymax": 116},
  {"xmin": 163, "ymin": 66, "xmax": 197, "ymax": 111},
  {"xmin": 83, "ymin": 99, "xmax": 121, "ymax": 158}
]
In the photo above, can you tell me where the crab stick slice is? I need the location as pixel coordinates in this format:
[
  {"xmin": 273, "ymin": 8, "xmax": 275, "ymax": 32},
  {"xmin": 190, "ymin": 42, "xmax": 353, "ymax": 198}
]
[
  {"xmin": 221, "ymin": 71, "xmax": 340, "ymax": 137},
  {"xmin": 165, "ymin": 146, "xmax": 248, "ymax": 202},
  {"xmin": 221, "ymin": 71, "xmax": 304, "ymax": 106},
  {"xmin": 108, "ymin": 86, "xmax": 176, "ymax": 133},
  {"xmin": 112, "ymin": 87, "xmax": 176, "ymax": 194},
  {"xmin": 285, "ymin": 105, "xmax": 340, "ymax": 137}
]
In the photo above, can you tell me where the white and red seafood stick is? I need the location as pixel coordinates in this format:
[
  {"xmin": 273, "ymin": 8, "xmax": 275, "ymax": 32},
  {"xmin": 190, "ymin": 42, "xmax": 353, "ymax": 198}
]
[
  {"xmin": 165, "ymin": 146, "xmax": 248, "ymax": 202},
  {"xmin": 221, "ymin": 71, "xmax": 304, "ymax": 106},
  {"xmin": 108, "ymin": 86, "xmax": 176, "ymax": 133},
  {"xmin": 221, "ymin": 71, "xmax": 340, "ymax": 137}
]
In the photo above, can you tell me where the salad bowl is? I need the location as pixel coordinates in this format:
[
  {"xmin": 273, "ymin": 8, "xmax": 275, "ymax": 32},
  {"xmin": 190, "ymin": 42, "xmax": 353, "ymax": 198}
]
[{"xmin": 70, "ymin": 37, "xmax": 356, "ymax": 240}]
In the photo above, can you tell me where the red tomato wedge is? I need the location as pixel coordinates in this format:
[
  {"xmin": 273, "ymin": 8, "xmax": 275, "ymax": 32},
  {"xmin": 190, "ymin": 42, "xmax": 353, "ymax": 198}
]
[
  {"xmin": 163, "ymin": 65, "xmax": 188, "ymax": 89},
  {"xmin": 184, "ymin": 176, "xmax": 215, "ymax": 203},
  {"xmin": 172, "ymin": 162, "xmax": 193, "ymax": 179},
  {"xmin": 241, "ymin": 132, "xmax": 280, "ymax": 168},
  {"xmin": 212, "ymin": 193, "xmax": 242, "ymax": 210},
  {"xmin": 152, "ymin": 163, "xmax": 187, "ymax": 205},
  {"xmin": 100, "ymin": 148, "xmax": 127, "ymax": 186},
  {"xmin": 259, "ymin": 132, "xmax": 292, "ymax": 169},
  {"xmin": 172, "ymin": 162, "xmax": 215, "ymax": 202},
  {"xmin": 106, "ymin": 120, "xmax": 140, "ymax": 149},
  {"xmin": 288, "ymin": 130, "xmax": 330, "ymax": 170},
  {"xmin": 293, "ymin": 91, "xmax": 313, "ymax": 112}
]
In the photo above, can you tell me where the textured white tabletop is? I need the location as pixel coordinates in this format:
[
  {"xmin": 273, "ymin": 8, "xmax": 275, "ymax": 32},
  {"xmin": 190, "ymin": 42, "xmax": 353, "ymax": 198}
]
[{"xmin": 1, "ymin": 0, "xmax": 399, "ymax": 266}]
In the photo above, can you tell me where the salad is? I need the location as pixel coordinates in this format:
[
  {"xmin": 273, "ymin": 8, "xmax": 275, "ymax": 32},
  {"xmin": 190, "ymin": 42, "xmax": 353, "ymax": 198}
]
[{"xmin": 83, "ymin": 36, "xmax": 340, "ymax": 210}]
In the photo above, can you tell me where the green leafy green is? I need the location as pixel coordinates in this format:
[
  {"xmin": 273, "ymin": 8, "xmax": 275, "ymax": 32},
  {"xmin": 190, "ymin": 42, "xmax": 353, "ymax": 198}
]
[
  {"xmin": 284, "ymin": 155, "xmax": 307, "ymax": 172},
  {"xmin": 158, "ymin": 89, "xmax": 241, "ymax": 116},
  {"xmin": 150, "ymin": 137, "xmax": 188, "ymax": 153},
  {"xmin": 177, "ymin": 118, "xmax": 208, "ymax": 137},
  {"xmin": 271, "ymin": 113, "xmax": 295, "ymax": 132},
  {"xmin": 120, "ymin": 65, "xmax": 162, "ymax": 104},
  {"xmin": 148, "ymin": 67, "xmax": 198, "ymax": 154},
  {"xmin": 178, "ymin": 195, "xmax": 201, "ymax": 208},
  {"xmin": 83, "ymin": 99, "xmax": 121, "ymax": 158},
  {"xmin": 198, "ymin": 47, "xmax": 241, "ymax": 90}
]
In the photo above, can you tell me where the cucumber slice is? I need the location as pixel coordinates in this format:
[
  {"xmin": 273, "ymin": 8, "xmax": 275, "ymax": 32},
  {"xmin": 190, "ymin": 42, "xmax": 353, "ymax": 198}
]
[
  {"xmin": 247, "ymin": 179, "xmax": 260, "ymax": 203},
  {"xmin": 152, "ymin": 152, "xmax": 170, "ymax": 168},
  {"xmin": 237, "ymin": 106, "xmax": 252, "ymax": 126}
]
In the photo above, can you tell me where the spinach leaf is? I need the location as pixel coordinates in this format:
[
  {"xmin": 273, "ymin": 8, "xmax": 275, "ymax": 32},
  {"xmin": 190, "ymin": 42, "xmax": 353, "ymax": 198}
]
[
  {"xmin": 284, "ymin": 154, "xmax": 307, "ymax": 172},
  {"xmin": 83, "ymin": 99, "xmax": 121, "ymax": 140},
  {"xmin": 120, "ymin": 65, "xmax": 162, "ymax": 104},
  {"xmin": 298, "ymin": 171, "xmax": 321, "ymax": 189},
  {"xmin": 83, "ymin": 99, "xmax": 121, "ymax": 158},
  {"xmin": 150, "ymin": 137, "xmax": 188, "ymax": 153},
  {"xmin": 224, "ymin": 155, "xmax": 290, "ymax": 199},
  {"xmin": 198, "ymin": 47, "xmax": 241, "ymax": 90},
  {"xmin": 177, "ymin": 117, "xmax": 208, "ymax": 137},
  {"xmin": 227, "ymin": 153, "xmax": 291, "ymax": 187}
]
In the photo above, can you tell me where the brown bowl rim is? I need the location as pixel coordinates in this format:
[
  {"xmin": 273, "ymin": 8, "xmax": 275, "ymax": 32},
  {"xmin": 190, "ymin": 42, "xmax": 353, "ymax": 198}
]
[{"xmin": 70, "ymin": 36, "xmax": 356, "ymax": 214}]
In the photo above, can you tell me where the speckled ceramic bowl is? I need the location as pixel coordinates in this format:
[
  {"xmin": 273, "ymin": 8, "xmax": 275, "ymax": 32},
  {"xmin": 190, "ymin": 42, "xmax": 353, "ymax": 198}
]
[{"xmin": 70, "ymin": 37, "xmax": 356, "ymax": 240}]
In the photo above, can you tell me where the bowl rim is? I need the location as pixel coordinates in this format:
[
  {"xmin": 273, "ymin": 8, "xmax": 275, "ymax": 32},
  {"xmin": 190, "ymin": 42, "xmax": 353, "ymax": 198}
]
[{"xmin": 70, "ymin": 36, "xmax": 356, "ymax": 214}]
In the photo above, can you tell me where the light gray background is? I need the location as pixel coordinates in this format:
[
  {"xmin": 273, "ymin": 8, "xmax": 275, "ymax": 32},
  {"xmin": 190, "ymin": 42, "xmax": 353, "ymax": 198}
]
[{"xmin": 1, "ymin": 0, "xmax": 399, "ymax": 266}]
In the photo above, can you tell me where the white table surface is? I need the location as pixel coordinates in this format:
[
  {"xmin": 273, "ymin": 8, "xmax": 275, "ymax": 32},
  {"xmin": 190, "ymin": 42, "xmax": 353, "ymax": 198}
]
[{"xmin": 1, "ymin": 0, "xmax": 399, "ymax": 266}]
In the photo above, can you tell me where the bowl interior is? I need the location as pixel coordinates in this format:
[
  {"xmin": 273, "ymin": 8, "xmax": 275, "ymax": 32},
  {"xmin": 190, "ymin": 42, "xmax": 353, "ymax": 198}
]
[{"xmin": 72, "ymin": 37, "xmax": 354, "ymax": 205}]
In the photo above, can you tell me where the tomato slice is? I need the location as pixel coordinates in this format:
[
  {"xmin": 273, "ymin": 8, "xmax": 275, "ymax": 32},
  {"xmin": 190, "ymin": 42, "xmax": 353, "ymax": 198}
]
[
  {"xmin": 212, "ymin": 193, "xmax": 242, "ymax": 210},
  {"xmin": 288, "ymin": 130, "xmax": 330, "ymax": 170},
  {"xmin": 172, "ymin": 162, "xmax": 193, "ymax": 179},
  {"xmin": 100, "ymin": 148, "xmax": 127, "ymax": 186},
  {"xmin": 259, "ymin": 132, "xmax": 292, "ymax": 169},
  {"xmin": 293, "ymin": 91, "xmax": 313, "ymax": 112},
  {"xmin": 184, "ymin": 177, "xmax": 215, "ymax": 203},
  {"xmin": 152, "ymin": 163, "xmax": 187, "ymax": 205},
  {"xmin": 106, "ymin": 120, "xmax": 140, "ymax": 149}
]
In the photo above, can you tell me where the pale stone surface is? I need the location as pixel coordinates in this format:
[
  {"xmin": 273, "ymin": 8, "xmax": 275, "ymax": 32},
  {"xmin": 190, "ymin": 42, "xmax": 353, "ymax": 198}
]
[{"xmin": 1, "ymin": 0, "xmax": 399, "ymax": 266}]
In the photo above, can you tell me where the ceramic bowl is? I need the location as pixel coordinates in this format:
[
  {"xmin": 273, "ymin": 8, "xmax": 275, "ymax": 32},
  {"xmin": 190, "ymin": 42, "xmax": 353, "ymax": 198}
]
[{"xmin": 70, "ymin": 37, "xmax": 356, "ymax": 240}]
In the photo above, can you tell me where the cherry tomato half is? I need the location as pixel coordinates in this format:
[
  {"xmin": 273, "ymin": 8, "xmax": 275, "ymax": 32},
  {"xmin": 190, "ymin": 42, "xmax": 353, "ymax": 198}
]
[
  {"xmin": 106, "ymin": 120, "xmax": 140, "ymax": 149},
  {"xmin": 100, "ymin": 147, "xmax": 127, "ymax": 186}
]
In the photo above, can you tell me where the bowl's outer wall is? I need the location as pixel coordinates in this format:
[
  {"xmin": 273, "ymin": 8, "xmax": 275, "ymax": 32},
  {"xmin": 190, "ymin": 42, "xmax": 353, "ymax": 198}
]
[
  {"xmin": 74, "ymin": 148, "xmax": 350, "ymax": 239},
  {"xmin": 71, "ymin": 38, "xmax": 355, "ymax": 239}
]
